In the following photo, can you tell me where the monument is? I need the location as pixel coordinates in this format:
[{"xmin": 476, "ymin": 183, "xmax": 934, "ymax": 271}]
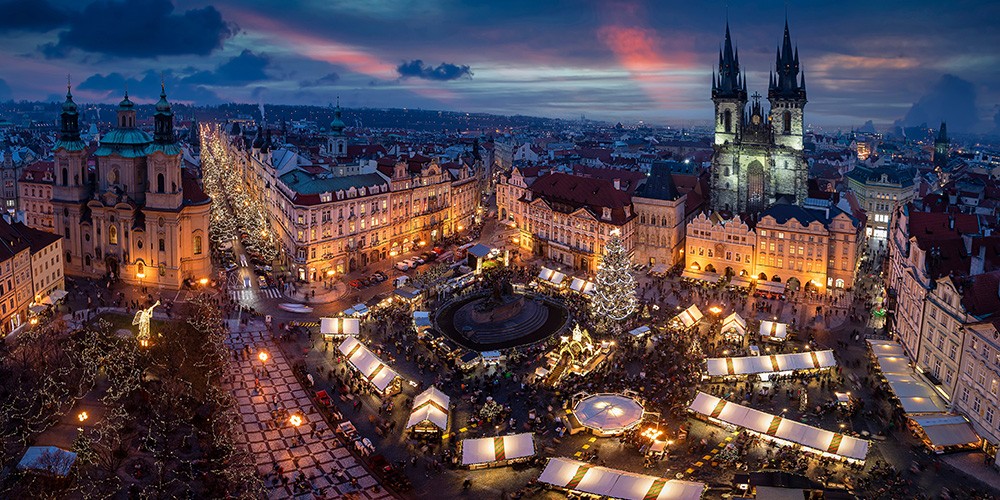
[{"xmin": 133, "ymin": 300, "xmax": 160, "ymax": 347}]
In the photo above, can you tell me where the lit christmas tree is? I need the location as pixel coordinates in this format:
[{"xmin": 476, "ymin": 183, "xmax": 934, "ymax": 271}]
[{"xmin": 592, "ymin": 228, "xmax": 637, "ymax": 322}]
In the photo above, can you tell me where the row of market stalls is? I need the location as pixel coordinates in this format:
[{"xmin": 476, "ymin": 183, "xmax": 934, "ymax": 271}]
[
  {"xmin": 538, "ymin": 457, "xmax": 706, "ymax": 500},
  {"xmin": 704, "ymin": 350, "xmax": 836, "ymax": 379},
  {"xmin": 536, "ymin": 267, "xmax": 596, "ymax": 297},
  {"xmin": 337, "ymin": 337, "xmax": 402, "ymax": 396},
  {"xmin": 689, "ymin": 391, "xmax": 870, "ymax": 463},
  {"xmin": 680, "ymin": 270, "xmax": 787, "ymax": 296},
  {"xmin": 867, "ymin": 340, "xmax": 981, "ymax": 453}
]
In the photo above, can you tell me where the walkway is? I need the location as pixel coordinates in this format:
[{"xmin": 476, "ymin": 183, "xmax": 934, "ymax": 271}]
[{"xmin": 223, "ymin": 322, "xmax": 391, "ymax": 499}]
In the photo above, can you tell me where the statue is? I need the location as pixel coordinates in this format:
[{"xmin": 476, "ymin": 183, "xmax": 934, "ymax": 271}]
[{"xmin": 133, "ymin": 300, "xmax": 160, "ymax": 347}]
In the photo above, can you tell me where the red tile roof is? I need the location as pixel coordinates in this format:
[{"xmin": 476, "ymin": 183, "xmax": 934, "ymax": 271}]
[
  {"xmin": 20, "ymin": 160, "xmax": 54, "ymax": 183},
  {"xmin": 528, "ymin": 172, "xmax": 633, "ymax": 225},
  {"xmin": 961, "ymin": 271, "xmax": 1000, "ymax": 318}
]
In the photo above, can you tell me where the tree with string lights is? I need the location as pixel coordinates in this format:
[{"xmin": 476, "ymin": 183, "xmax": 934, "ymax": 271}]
[{"xmin": 591, "ymin": 228, "xmax": 637, "ymax": 323}]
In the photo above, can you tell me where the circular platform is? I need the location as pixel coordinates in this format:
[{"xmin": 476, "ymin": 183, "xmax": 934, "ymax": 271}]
[
  {"xmin": 435, "ymin": 290, "xmax": 569, "ymax": 351},
  {"xmin": 572, "ymin": 393, "xmax": 644, "ymax": 435}
]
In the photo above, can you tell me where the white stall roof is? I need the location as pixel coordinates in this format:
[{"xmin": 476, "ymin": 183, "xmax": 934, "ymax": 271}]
[
  {"xmin": 320, "ymin": 317, "xmax": 360, "ymax": 336},
  {"xmin": 674, "ymin": 305, "xmax": 704, "ymax": 328},
  {"xmin": 337, "ymin": 337, "xmax": 400, "ymax": 393},
  {"xmin": 898, "ymin": 396, "xmax": 947, "ymax": 414},
  {"xmin": 729, "ymin": 276, "xmax": 753, "ymax": 288},
  {"xmin": 681, "ymin": 269, "xmax": 721, "ymax": 284},
  {"xmin": 689, "ymin": 392, "xmax": 869, "ymax": 461},
  {"xmin": 461, "ymin": 433, "xmax": 535, "ymax": 466},
  {"xmin": 910, "ymin": 414, "xmax": 981, "ymax": 448},
  {"xmin": 538, "ymin": 457, "xmax": 705, "ymax": 500},
  {"xmin": 570, "ymin": 277, "xmax": 596, "ymax": 295},
  {"xmin": 721, "ymin": 312, "xmax": 747, "ymax": 335},
  {"xmin": 755, "ymin": 280, "xmax": 787, "ymax": 294},
  {"xmin": 406, "ymin": 386, "xmax": 450, "ymax": 431},
  {"xmin": 875, "ymin": 356, "xmax": 912, "ymax": 376},
  {"xmin": 867, "ymin": 339, "xmax": 906, "ymax": 358},
  {"xmin": 538, "ymin": 267, "xmax": 567, "ymax": 286},
  {"xmin": 759, "ymin": 321, "xmax": 788, "ymax": 340},
  {"xmin": 705, "ymin": 350, "xmax": 836, "ymax": 377}
]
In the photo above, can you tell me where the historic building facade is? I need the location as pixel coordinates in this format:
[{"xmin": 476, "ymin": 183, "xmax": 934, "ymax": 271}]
[
  {"xmin": 19, "ymin": 160, "xmax": 56, "ymax": 232},
  {"xmin": 709, "ymin": 21, "xmax": 808, "ymax": 214},
  {"xmin": 50, "ymin": 86, "xmax": 212, "ymax": 289},
  {"xmin": 632, "ymin": 161, "xmax": 689, "ymax": 267},
  {"xmin": 846, "ymin": 164, "xmax": 916, "ymax": 240}
]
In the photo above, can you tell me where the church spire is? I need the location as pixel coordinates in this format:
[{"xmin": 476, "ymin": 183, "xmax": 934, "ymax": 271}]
[
  {"xmin": 58, "ymin": 77, "xmax": 81, "ymax": 147},
  {"xmin": 153, "ymin": 83, "xmax": 175, "ymax": 145},
  {"xmin": 713, "ymin": 21, "xmax": 745, "ymax": 100},
  {"xmin": 770, "ymin": 17, "xmax": 805, "ymax": 100}
]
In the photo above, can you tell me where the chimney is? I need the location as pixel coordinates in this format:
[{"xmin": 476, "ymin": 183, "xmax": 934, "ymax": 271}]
[{"xmin": 614, "ymin": 178, "xmax": 621, "ymax": 190}]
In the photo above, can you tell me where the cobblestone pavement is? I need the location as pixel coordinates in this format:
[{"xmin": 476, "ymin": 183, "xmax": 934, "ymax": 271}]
[{"xmin": 223, "ymin": 324, "xmax": 392, "ymax": 500}]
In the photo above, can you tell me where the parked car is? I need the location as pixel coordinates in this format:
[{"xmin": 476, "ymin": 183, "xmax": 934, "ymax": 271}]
[
  {"xmin": 394, "ymin": 261, "xmax": 410, "ymax": 271},
  {"xmin": 349, "ymin": 279, "xmax": 362, "ymax": 288},
  {"xmin": 373, "ymin": 271, "xmax": 387, "ymax": 281}
]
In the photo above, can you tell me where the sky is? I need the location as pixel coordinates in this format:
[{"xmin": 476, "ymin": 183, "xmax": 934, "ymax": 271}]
[{"xmin": 1, "ymin": 0, "xmax": 999, "ymax": 132}]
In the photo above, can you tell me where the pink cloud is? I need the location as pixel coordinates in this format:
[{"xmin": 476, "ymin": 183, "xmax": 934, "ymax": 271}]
[{"xmin": 598, "ymin": 24, "xmax": 697, "ymax": 107}]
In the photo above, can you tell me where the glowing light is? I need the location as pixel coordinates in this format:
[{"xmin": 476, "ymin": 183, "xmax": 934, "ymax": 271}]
[
  {"xmin": 77, "ymin": 411, "xmax": 89, "ymax": 422},
  {"xmin": 289, "ymin": 414, "xmax": 303, "ymax": 427},
  {"xmin": 709, "ymin": 306, "xmax": 722, "ymax": 315},
  {"xmin": 258, "ymin": 351, "xmax": 269, "ymax": 363},
  {"xmin": 199, "ymin": 278, "xmax": 209, "ymax": 286},
  {"xmin": 136, "ymin": 272, "xmax": 146, "ymax": 279}
]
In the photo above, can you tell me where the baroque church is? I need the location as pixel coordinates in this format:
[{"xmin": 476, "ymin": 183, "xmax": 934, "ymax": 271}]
[
  {"xmin": 51, "ymin": 84, "xmax": 212, "ymax": 289},
  {"xmin": 709, "ymin": 20, "xmax": 808, "ymax": 215}
]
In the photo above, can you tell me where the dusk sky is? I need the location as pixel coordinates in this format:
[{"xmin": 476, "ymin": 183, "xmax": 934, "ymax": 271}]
[{"xmin": 1, "ymin": 0, "xmax": 999, "ymax": 131}]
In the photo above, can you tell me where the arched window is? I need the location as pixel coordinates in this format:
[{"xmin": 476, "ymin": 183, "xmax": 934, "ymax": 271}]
[
  {"xmin": 158, "ymin": 238, "xmax": 165, "ymax": 252},
  {"xmin": 338, "ymin": 143, "xmax": 344, "ymax": 154},
  {"xmin": 193, "ymin": 235, "xmax": 202, "ymax": 255},
  {"xmin": 65, "ymin": 252, "xmax": 72, "ymax": 264},
  {"xmin": 61, "ymin": 168, "xmax": 68, "ymax": 186},
  {"xmin": 109, "ymin": 225, "xmax": 118, "ymax": 245},
  {"xmin": 783, "ymin": 111, "xmax": 791, "ymax": 134},
  {"xmin": 137, "ymin": 261, "xmax": 144, "ymax": 276},
  {"xmin": 723, "ymin": 109, "xmax": 732, "ymax": 133},
  {"xmin": 156, "ymin": 173, "xmax": 165, "ymax": 193}
]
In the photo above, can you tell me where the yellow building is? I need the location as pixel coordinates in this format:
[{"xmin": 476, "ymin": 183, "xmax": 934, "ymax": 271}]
[
  {"xmin": 685, "ymin": 212, "xmax": 756, "ymax": 277},
  {"xmin": 50, "ymin": 87, "xmax": 212, "ymax": 289}
]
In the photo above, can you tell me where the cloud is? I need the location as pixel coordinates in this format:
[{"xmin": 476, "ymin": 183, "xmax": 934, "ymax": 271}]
[
  {"xmin": 900, "ymin": 74, "xmax": 979, "ymax": 133},
  {"xmin": 42, "ymin": 0, "xmax": 233, "ymax": 58},
  {"xmin": 0, "ymin": 0, "xmax": 68, "ymax": 33},
  {"xmin": 300, "ymin": 72, "xmax": 341, "ymax": 87},
  {"xmin": 185, "ymin": 50, "xmax": 270, "ymax": 85},
  {"xmin": 78, "ymin": 70, "xmax": 220, "ymax": 104},
  {"xmin": 396, "ymin": 60, "xmax": 473, "ymax": 81},
  {"xmin": 0, "ymin": 79, "xmax": 11, "ymax": 101}
]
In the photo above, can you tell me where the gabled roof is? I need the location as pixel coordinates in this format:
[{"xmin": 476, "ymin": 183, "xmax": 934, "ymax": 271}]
[
  {"xmin": 528, "ymin": 172, "xmax": 633, "ymax": 225},
  {"xmin": 960, "ymin": 271, "xmax": 1000, "ymax": 319},
  {"xmin": 20, "ymin": 161, "xmax": 54, "ymax": 183}
]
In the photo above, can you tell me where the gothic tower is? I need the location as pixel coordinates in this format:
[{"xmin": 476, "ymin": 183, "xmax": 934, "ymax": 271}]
[
  {"xmin": 712, "ymin": 22, "xmax": 747, "ymax": 146},
  {"xmin": 933, "ymin": 121, "xmax": 949, "ymax": 170},
  {"xmin": 767, "ymin": 18, "xmax": 808, "ymax": 205}
]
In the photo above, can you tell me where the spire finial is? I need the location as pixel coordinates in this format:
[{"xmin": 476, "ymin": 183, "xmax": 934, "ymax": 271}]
[
  {"xmin": 124, "ymin": 82, "xmax": 129, "ymax": 100},
  {"xmin": 160, "ymin": 72, "xmax": 166, "ymax": 96}
]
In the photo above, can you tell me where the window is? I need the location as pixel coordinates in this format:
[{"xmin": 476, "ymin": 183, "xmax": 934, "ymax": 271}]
[
  {"xmin": 159, "ymin": 239, "xmax": 165, "ymax": 252},
  {"xmin": 193, "ymin": 235, "xmax": 202, "ymax": 255},
  {"xmin": 987, "ymin": 407, "xmax": 995, "ymax": 424},
  {"xmin": 973, "ymin": 397, "xmax": 982, "ymax": 413},
  {"xmin": 109, "ymin": 225, "xmax": 118, "ymax": 245},
  {"xmin": 723, "ymin": 109, "xmax": 732, "ymax": 133},
  {"xmin": 156, "ymin": 173, "xmax": 165, "ymax": 193},
  {"xmin": 782, "ymin": 111, "xmax": 791, "ymax": 134}
]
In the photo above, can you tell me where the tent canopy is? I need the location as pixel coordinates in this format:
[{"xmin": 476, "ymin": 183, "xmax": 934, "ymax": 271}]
[
  {"xmin": 706, "ymin": 350, "xmax": 836, "ymax": 377},
  {"xmin": 689, "ymin": 392, "xmax": 868, "ymax": 462},
  {"xmin": 910, "ymin": 414, "xmax": 981, "ymax": 448},
  {"xmin": 538, "ymin": 457, "xmax": 705, "ymax": 500},
  {"xmin": 406, "ymin": 386, "xmax": 450, "ymax": 431},
  {"xmin": 468, "ymin": 244, "xmax": 492, "ymax": 258},
  {"xmin": 394, "ymin": 286, "xmax": 422, "ymax": 300},
  {"xmin": 538, "ymin": 267, "xmax": 567, "ymax": 286},
  {"xmin": 461, "ymin": 433, "xmax": 534, "ymax": 465},
  {"xmin": 321, "ymin": 317, "xmax": 360, "ymax": 337},
  {"xmin": 755, "ymin": 280, "xmax": 786, "ymax": 294},
  {"xmin": 867, "ymin": 339, "xmax": 906, "ymax": 358},
  {"xmin": 570, "ymin": 277, "xmax": 596, "ymax": 295},
  {"xmin": 337, "ymin": 337, "xmax": 400, "ymax": 393},
  {"xmin": 759, "ymin": 321, "xmax": 788, "ymax": 341},
  {"xmin": 681, "ymin": 269, "xmax": 720, "ymax": 283},
  {"xmin": 674, "ymin": 305, "xmax": 703, "ymax": 328},
  {"xmin": 573, "ymin": 393, "xmax": 644, "ymax": 433},
  {"xmin": 721, "ymin": 312, "xmax": 746, "ymax": 336}
]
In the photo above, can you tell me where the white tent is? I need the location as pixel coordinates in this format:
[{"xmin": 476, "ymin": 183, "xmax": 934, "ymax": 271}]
[
  {"xmin": 406, "ymin": 386, "xmax": 450, "ymax": 432},
  {"xmin": 351, "ymin": 303, "xmax": 370, "ymax": 316},
  {"xmin": 412, "ymin": 311, "xmax": 433, "ymax": 332},
  {"xmin": 874, "ymin": 356, "xmax": 912, "ymax": 376},
  {"xmin": 720, "ymin": 312, "xmax": 747, "ymax": 337},
  {"xmin": 681, "ymin": 269, "xmax": 721, "ymax": 284},
  {"xmin": 461, "ymin": 433, "xmax": 535, "ymax": 467},
  {"xmin": 673, "ymin": 305, "xmax": 703, "ymax": 328},
  {"xmin": 320, "ymin": 317, "xmax": 360, "ymax": 339},
  {"xmin": 538, "ymin": 457, "xmax": 705, "ymax": 500},
  {"xmin": 337, "ymin": 337, "xmax": 400, "ymax": 394},
  {"xmin": 909, "ymin": 414, "xmax": 981, "ymax": 449},
  {"xmin": 755, "ymin": 280, "xmax": 786, "ymax": 294},
  {"xmin": 705, "ymin": 350, "xmax": 836, "ymax": 377},
  {"xmin": 689, "ymin": 392, "xmax": 869, "ymax": 462},
  {"xmin": 569, "ymin": 277, "xmax": 596, "ymax": 295},
  {"xmin": 538, "ymin": 267, "xmax": 567, "ymax": 287},
  {"xmin": 573, "ymin": 393, "xmax": 644, "ymax": 434},
  {"xmin": 867, "ymin": 339, "xmax": 906, "ymax": 358},
  {"xmin": 759, "ymin": 321, "xmax": 788, "ymax": 341}
]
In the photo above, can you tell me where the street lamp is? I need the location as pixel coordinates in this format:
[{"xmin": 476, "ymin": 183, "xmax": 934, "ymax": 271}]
[
  {"xmin": 258, "ymin": 350, "xmax": 269, "ymax": 364},
  {"xmin": 198, "ymin": 277, "xmax": 209, "ymax": 286},
  {"xmin": 77, "ymin": 411, "xmax": 89, "ymax": 423}
]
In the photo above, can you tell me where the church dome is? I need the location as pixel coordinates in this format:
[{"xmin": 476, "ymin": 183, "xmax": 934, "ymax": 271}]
[{"xmin": 118, "ymin": 92, "xmax": 135, "ymax": 110}]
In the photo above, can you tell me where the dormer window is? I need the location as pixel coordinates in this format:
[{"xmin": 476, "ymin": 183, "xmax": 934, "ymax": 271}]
[{"xmin": 602, "ymin": 208, "xmax": 611, "ymax": 220}]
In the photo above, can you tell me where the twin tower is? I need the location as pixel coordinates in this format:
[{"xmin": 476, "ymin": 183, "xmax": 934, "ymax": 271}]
[{"xmin": 709, "ymin": 20, "xmax": 809, "ymax": 215}]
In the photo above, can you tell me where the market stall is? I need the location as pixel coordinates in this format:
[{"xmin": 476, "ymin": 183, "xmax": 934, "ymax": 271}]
[
  {"xmin": 337, "ymin": 337, "xmax": 401, "ymax": 396},
  {"xmin": 755, "ymin": 280, "xmax": 786, "ymax": 295},
  {"xmin": 569, "ymin": 277, "xmax": 596, "ymax": 296},
  {"xmin": 538, "ymin": 267, "xmax": 567, "ymax": 288},
  {"xmin": 672, "ymin": 305, "xmax": 704, "ymax": 329},
  {"xmin": 320, "ymin": 317, "xmax": 360, "ymax": 341},
  {"xmin": 688, "ymin": 391, "xmax": 869, "ymax": 463},
  {"xmin": 758, "ymin": 320, "xmax": 789, "ymax": 342},
  {"xmin": 908, "ymin": 414, "xmax": 981, "ymax": 454},
  {"xmin": 538, "ymin": 457, "xmax": 706, "ymax": 500},
  {"xmin": 460, "ymin": 433, "xmax": 535, "ymax": 469},
  {"xmin": 681, "ymin": 269, "xmax": 721, "ymax": 284},
  {"xmin": 405, "ymin": 386, "xmax": 450, "ymax": 437},
  {"xmin": 720, "ymin": 312, "xmax": 746, "ymax": 342},
  {"xmin": 572, "ymin": 392, "xmax": 644, "ymax": 437},
  {"xmin": 728, "ymin": 276, "xmax": 753, "ymax": 289},
  {"xmin": 704, "ymin": 350, "xmax": 836, "ymax": 378}
]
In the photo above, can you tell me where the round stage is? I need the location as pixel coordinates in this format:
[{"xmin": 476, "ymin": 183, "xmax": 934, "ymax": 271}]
[
  {"xmin": 572, "ymin": 393, "xmax": 644, "ymax": 436},
  {"xmin": 435, "ymin": 288, "xmax": 569, "ymax": 351}
]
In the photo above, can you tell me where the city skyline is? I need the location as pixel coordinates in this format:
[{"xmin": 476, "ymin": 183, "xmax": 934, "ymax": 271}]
[{"xmin": 1, "ymin": 0, "xmax": 999, "ymax": 131}]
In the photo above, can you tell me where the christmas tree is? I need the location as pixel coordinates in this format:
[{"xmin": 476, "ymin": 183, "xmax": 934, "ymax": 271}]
[{"xmin": 592, "ymin": 228, "xmax": 637, "ymax": 321}]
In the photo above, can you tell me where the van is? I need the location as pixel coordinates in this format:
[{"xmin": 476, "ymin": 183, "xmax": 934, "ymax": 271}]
[{"xmin": 394, "ymin": 275, "xmax": 410, "ymax": 288}]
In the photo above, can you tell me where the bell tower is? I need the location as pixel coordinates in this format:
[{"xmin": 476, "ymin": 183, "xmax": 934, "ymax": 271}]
[
  {"xmin": 52, "ymin": 80, "xmax": 89, "ymax": 203},
  {"xmin": 146, "ymin": 84, "xmax": 183, "ymax": 210},
  {"xmin": 768, "ymin": 19, "xmax": 807, "ymax": 152},
  {"xmin": 327, "ymin": 99, "xmax": 347, "ymax": 157},
  {"xmin": 712, "ymin": 22, "xmax": 747, "ymax": 146}
]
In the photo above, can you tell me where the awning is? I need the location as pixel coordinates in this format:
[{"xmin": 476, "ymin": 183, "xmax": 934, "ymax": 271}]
[
  {"xmin": 689, "ymin": 392, "xmax": 869, "ymax": 462},
  {"xmin": 338, "ymin": 337, "xmax": 400, "ymax": 393},
  {"xmin": 412, "ymin": 311, "xmax": 433, "ymax": 331},
  {"xmin": 351, "ymin": 303, "xmax": 370, "ymax": 316},
  {"xmin": 406, "ymin": 386, "xmax": 450, "ymax": 431},
  {"xmin": 867, "ymin": 339, "xmax": 906, "ymax": 358},
  {"xmin": 649, "ymin": 263, "xmax": 669, "ymax": 275},
  {"xmin": 673, "ymin": 304, "xmax": 703, "ymax": 328},
  {"xmin": 759, "ymin": 321, "xmax": 788, "ymax": 341},
  {"xmin": 569, "ymin": 277, "xmax": 595, "ymax": 295},
  {"xmin": 320, "ymin": 317, "xmax": 360, "ymax": 337},
  {"xmin": 49, "ymin": 289, "xmax": 68, "ymax": 302},
  {"xmin": 681, "ymin": 269, "xmax": 721, "ymax": 284},
  {"xmin": 729, "ymin": 276, "xmax": 753, "ymax": 288},
  {"xmin": 394, "ymin": 286, "xmax": 422, "ymax": 301},
  {"xmin": 461, "ymin": 433, "xmax": 535, "ymax": 466},
  {"xmin": 468, "ymin": 244, "xmax": 492, "ymax": 258},
  {"xmin": 39, "ymin": 296, "xmax": 54, "ymax": 305},
  {"xmin": 538, "ymin": 457, "xmax": 706, "ymax": 500},
  {"xmin": 910, "ymin": 414, "xmax": 981, "ymax": 448},
  {"xmin": 629, "ymin": 326, "xmax": 651, "ymax": 337},
  {"xmin": 755, "ymin": 280, "xmax": 786, "ymax": 294},
  {"xmin": 721, "ymin": 312, "xmax": 746, "ymax": 336},
  {"xmin": 538, "ymin": 267, "xmax": 567, "ymax": 286},
  {"xmin": 705, "ymin": 350, "xmax": 836, "ymax": 377}
]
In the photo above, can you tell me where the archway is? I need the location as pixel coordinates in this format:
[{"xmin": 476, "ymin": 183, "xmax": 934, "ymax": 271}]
[
  {"xmin": 747, "ymin": 160, "xmax": 765, "ymax": 212},
  {"xmin": 771, "ymin": 275, "xmax": 781, "ymax": 282},
  {"xmin": 690, "ymin": 262, "xmax": 701, "ymax": 271},
  {"xmin": 724, "ymin": 267, "xmax": 734, "ymax": 277},
  {"xmin": 786, "ymin": 276, "xmax": 801, "ymax": 292},
  {"xmin": 348, "ymin": 258, "xmax": 357, "ymax": 272},
  {"xmin": 704, "ymin": 264, "xmax": 717, "ymax": 273},
  {"xmin": 105, "ymin": 255, "xmax": 119, "ymax": 279},
  {"xmin": 739, "ymin": 269, "xmax": 748, "ymax": 276},
  {"xmin": 758, "ymin": 273, "xmax": 767, "ymax": 281}
]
